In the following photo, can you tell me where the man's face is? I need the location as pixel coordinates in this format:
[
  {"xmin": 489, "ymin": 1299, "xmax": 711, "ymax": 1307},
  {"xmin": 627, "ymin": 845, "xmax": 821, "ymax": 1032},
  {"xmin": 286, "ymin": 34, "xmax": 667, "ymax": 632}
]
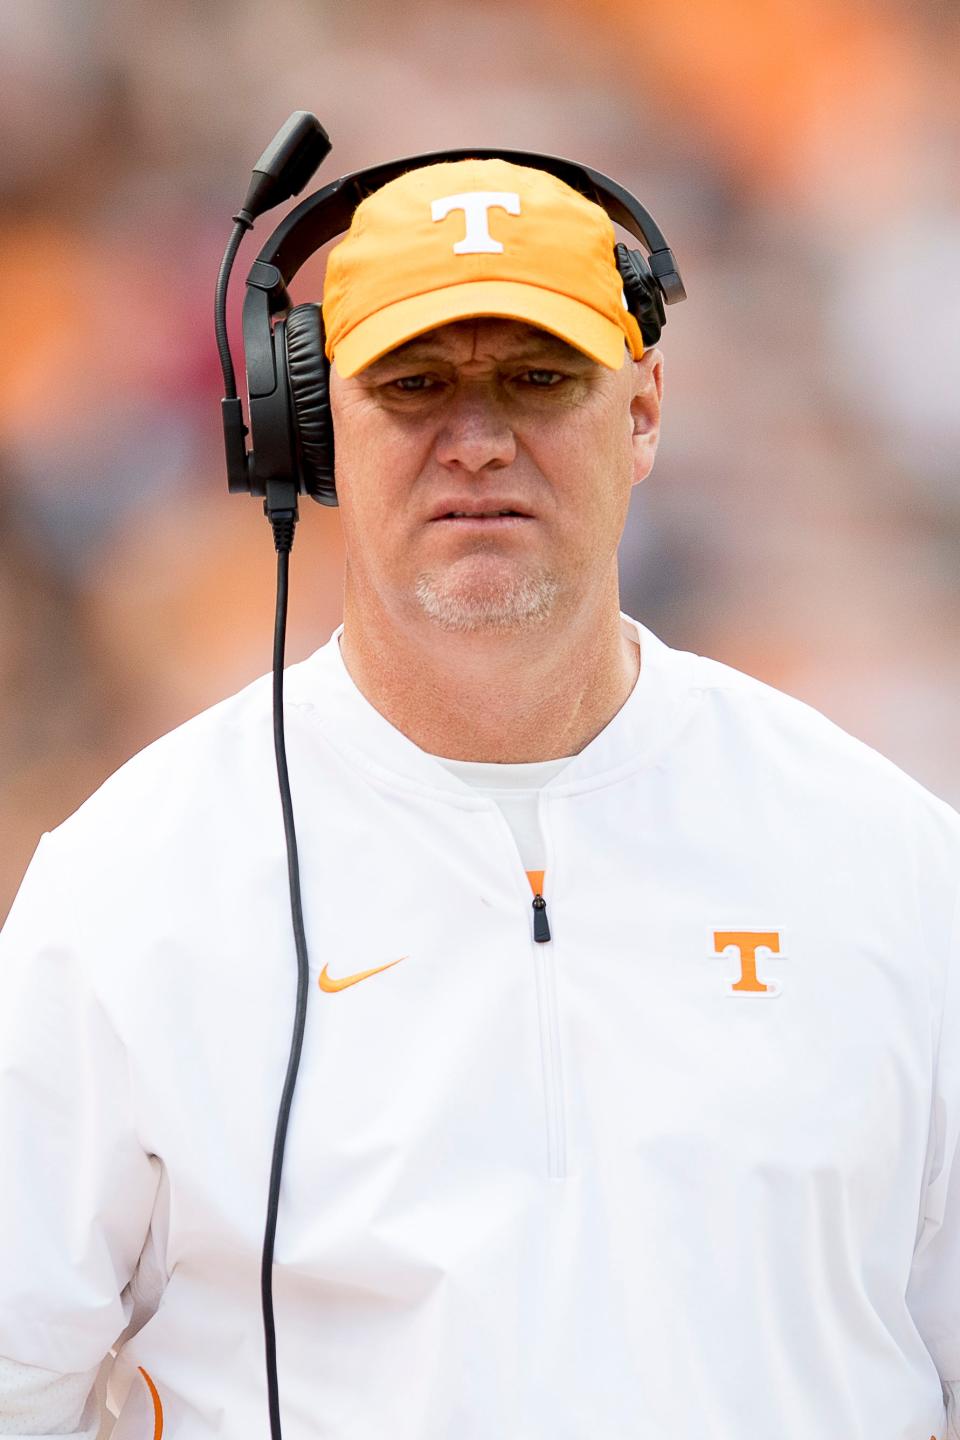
[{"xmin": 329, "ymin": 317, "xmax": 663, "ymax": 635}]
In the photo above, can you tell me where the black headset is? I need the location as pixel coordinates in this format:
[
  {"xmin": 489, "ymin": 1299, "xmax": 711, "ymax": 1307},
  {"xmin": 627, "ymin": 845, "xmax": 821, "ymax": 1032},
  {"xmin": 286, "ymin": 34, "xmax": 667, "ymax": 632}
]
[
  {"xmin": 220, "ymin": 117, "xmax": 686, "ymax": 520},
  {"xmin": 214, "ymin": 112, "xmax": 686, "ymax": 1440}
]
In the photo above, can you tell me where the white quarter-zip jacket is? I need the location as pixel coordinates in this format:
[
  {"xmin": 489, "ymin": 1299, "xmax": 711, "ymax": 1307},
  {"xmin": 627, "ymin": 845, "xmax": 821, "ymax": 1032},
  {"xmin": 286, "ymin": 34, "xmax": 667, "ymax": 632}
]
[{"xmin": 1, "ymin": 613, "xmax": 959, "ymax": 1440}]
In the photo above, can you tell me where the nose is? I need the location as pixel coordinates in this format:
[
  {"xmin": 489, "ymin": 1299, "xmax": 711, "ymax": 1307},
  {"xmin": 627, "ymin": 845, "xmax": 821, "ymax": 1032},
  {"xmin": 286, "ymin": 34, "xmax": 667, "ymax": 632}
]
[{"xmin": 433, "ymin": 384, "xmax": 517, "ymax": 473}]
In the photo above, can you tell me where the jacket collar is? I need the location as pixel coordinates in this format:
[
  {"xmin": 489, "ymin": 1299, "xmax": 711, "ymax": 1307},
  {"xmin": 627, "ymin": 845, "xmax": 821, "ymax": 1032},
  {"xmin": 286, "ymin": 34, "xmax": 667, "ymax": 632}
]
[{"xmin": 286, "ymin": 612, "xmax": 703, "ymax": 803}]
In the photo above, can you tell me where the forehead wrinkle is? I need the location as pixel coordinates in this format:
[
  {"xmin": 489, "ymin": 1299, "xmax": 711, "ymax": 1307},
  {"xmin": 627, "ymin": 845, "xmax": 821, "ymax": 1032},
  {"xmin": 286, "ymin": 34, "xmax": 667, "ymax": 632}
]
[{"xmin": 363, "ymin": 321, "xmax": 593, "ymax": 376}]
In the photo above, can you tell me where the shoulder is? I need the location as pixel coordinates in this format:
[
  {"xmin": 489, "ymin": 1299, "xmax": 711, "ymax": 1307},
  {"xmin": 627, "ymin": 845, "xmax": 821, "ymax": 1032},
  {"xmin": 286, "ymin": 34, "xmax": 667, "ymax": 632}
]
[
  {"xmin": 46, "ymin": 666, "xmax": 280, "ymax": 862},
  {"xmin": 668, "ymin": 640, "xmax": 960, "ymax": 850},
  {"xmin": 38, "ymin": 633, "xmax": 353, "ymax": 877}
]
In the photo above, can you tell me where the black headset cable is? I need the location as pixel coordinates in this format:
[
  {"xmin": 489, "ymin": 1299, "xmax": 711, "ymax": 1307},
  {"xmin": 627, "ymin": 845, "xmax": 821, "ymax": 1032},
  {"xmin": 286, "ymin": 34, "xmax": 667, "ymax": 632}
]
[{"xmin": 261, "ymin": 527, "xmax": 310, "ymax": 1440}]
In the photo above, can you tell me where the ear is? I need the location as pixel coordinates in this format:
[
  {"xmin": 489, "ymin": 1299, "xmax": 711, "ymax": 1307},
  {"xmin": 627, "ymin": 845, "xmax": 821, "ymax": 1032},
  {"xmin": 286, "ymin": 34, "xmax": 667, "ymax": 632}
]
[{"xmin": 629, "ymin": 348, "xmax": 663, "ymax": 487}]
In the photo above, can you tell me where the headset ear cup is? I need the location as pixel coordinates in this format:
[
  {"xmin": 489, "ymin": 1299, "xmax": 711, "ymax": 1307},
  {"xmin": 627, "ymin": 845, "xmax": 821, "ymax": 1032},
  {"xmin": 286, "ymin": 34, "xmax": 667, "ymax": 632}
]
[
  {"xmin": 284, "ymin": 302, "xmax": 337, "ymax": 505},
  {"xmin": 614, "ymin": 243, "xmax": 666, "ymax": 349}
]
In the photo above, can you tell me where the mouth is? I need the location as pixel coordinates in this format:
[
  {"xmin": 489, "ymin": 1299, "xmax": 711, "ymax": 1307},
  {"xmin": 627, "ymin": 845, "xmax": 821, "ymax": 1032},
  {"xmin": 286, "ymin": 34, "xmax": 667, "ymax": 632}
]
[
  {"xmin": 429, "ymin": 505, "xmax": 534, "ymax": 526},
  {"xmin": 433, "ymin": 512, "xmax": 530, "ymax": 522}
]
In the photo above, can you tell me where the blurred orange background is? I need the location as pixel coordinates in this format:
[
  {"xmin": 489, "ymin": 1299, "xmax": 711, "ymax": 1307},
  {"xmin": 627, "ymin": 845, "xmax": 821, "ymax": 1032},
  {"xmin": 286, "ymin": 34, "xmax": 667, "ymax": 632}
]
[{"xmin": 2, "ymin": 0, "xmax": 958, "ymax": 920}]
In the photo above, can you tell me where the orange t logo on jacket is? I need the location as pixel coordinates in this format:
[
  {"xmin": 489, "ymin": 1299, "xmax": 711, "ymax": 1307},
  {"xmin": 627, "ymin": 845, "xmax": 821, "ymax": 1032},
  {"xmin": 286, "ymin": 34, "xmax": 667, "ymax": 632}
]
[{"xmin": 713, "ymin": 931, "xmax": 783, "ymax": 997}]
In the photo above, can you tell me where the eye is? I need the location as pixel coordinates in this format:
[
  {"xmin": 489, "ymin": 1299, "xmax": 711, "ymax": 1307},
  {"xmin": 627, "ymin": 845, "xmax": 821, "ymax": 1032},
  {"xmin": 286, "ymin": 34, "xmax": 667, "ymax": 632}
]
[
  {"xmin": 518, "ymin": 369, "xmax": 565, "ymax": 387},
  {"xmin": 389, "ymin": 374, "xmax": 437, "ymax": 393}
]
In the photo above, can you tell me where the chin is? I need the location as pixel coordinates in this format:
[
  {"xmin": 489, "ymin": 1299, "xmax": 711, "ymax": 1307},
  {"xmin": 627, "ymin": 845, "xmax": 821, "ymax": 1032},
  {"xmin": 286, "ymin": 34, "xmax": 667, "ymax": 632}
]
[{"xmin": 413, "ymin": 564, "xmax": 561, "ymax": 633}]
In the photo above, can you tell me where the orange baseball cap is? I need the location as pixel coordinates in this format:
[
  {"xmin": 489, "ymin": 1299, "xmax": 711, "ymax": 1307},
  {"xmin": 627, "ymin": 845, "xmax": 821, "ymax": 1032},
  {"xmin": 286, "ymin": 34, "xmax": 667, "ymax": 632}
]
[{"xmin": 322, "ymin": 158, "xmax": 645, "ymax": 378}]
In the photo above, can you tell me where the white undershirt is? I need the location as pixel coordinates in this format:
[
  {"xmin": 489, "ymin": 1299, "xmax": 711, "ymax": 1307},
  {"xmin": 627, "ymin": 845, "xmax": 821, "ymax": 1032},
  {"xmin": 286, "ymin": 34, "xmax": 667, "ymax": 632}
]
[{"xmin": 430, "ymin": 754, "xmax": 574, "ymax": 872}]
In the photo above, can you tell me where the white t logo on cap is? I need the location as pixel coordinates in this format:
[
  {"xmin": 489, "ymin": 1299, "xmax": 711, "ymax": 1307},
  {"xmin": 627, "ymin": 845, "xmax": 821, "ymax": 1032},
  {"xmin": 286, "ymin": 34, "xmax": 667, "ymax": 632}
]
[{"xmin": 431, "ymin": 191, "xmax": 522, "ymax": 254}]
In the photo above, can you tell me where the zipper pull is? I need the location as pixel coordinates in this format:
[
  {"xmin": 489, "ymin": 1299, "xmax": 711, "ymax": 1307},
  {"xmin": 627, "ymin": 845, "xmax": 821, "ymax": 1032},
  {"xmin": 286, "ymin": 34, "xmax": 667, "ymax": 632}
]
[{"xmin": 532, "ymin": 893, "xmax": 551, "ymax": 943}]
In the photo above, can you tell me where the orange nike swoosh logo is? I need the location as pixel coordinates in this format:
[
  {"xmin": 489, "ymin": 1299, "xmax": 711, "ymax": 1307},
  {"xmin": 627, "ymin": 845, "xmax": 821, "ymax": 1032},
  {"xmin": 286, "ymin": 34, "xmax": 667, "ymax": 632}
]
[{"xmin": 318, "ymin": 956, "xmax": 408, "ymax": 992}]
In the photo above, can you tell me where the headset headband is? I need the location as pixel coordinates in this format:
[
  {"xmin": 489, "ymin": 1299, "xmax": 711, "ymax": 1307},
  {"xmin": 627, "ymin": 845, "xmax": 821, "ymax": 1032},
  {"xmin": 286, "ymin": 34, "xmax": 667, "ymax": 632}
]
[{"xmin": 247, "ymin": 147, "xmax": 685, "ymax": 300}]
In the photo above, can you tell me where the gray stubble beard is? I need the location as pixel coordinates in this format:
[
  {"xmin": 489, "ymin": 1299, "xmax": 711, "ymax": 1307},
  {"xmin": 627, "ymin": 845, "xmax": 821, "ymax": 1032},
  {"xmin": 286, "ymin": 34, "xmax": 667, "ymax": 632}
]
[{"xmin": 413, "ymin": 558, "xmax": 562, "ymax": 633}]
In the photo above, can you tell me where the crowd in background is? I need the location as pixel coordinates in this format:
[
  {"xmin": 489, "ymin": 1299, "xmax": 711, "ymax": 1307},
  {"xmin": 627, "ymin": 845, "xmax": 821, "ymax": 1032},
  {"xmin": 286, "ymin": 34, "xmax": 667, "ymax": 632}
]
[{"xmin": 2, "ymin": 0, "xmax": 958, "ymax": 918}]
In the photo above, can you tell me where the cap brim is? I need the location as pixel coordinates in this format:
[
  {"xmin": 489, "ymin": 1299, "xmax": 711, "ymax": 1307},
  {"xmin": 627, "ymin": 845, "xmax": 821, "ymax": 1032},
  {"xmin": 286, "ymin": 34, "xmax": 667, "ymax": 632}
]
[{"xmin": 330, "ymin": 280, "xmax": 632, "ymax": 378}]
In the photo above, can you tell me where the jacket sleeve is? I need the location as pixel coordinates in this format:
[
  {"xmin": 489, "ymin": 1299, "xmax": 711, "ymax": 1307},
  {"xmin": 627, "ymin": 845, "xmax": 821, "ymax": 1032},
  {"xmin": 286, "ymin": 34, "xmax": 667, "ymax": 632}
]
[
  {"xmin": 0, "ymin": 1355, "xmax": 103, "ymax": 1438},
  {"xmin": 907, "ymin": 881, "xmax": 960, "ymax": 1411},
  {"xmin": 0, "ymin": 833, "xmax": 160, "ymax": 1376}
]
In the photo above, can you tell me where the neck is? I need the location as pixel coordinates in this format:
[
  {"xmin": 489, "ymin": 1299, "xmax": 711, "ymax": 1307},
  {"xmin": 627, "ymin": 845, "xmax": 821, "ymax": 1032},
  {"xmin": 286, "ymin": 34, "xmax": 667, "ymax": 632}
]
[{"xmin": 338, "ymin": 579, "xmax": 640, "ymax": 763}]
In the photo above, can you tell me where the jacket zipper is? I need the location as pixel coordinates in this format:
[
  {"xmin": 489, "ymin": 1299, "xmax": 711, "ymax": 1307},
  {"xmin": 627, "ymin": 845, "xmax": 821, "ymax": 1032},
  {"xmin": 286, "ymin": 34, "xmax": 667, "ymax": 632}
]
[
  {"xmin": 528, "ymin": 799, "xmax": 566, "ymax": 1179},
  {"xmin": 488, "ymin": 801, "xmax": 567, "ymax": 1179},
  {"xmin": 532, "ymin": 891, "xmax": 551, "ymax": 942},
  {"xmin": 530, "ymin": 884, "xmax": 565, "ymax": 1179}
]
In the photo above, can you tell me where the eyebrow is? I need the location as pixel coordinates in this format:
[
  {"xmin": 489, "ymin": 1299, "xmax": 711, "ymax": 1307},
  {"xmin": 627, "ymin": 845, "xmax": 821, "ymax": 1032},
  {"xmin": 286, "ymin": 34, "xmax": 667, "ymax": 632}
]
[{"xmin": 361, "ymin": 328, "xmax": 592, "ymax": 377}]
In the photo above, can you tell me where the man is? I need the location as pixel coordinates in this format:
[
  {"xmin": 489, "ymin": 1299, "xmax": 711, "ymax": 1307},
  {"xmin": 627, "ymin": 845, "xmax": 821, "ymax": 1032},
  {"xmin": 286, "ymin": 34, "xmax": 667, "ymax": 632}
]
[{"xmin": 1, "ymin": 158, "xmax": 958, "ymax": 1439}]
